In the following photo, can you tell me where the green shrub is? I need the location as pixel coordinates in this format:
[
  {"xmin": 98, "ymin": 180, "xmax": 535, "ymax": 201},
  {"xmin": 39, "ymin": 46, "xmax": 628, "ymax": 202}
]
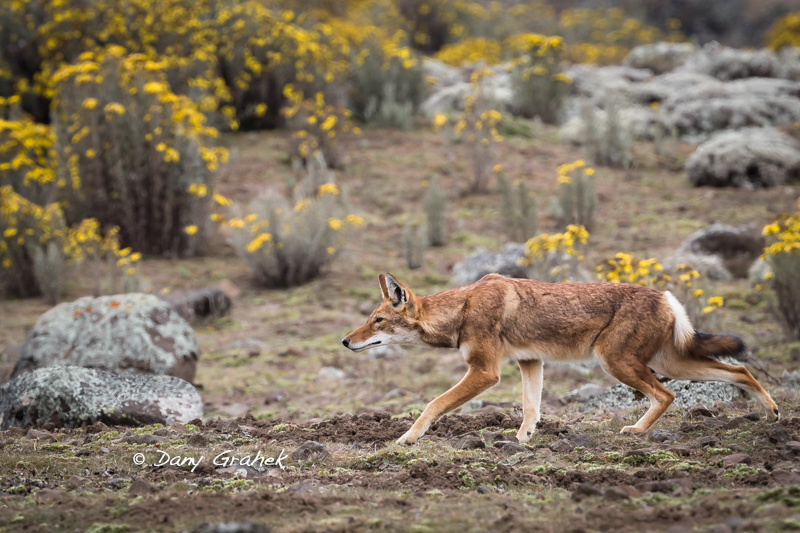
[
  {"xmin": 423, "ymin": 176, "xmax": 447, "ymax": 247},
  {"xmin": 763, "ymin": 206, "xmax": 800, "ymax": 339},
  {"xmin": 350, "ymin": 37, "xmax": 425, "ymax": 129},
  {"xmin": 510, "ymin": 34, "xmax": 570, "ymax": 124},
  {"xmin": 403, "ymin": 222, "xmax": 426, "ymax": 270},
  {"xmin": 498, "ymin": 173, "xmax": 537, "ymax": 242},
  {"xmin": 221, "ymin": 183, "xmax": 363, "ymax": 288}
]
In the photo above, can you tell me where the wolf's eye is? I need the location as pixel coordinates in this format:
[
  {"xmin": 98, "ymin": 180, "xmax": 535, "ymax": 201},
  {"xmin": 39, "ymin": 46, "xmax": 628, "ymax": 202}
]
[{"xmin": 374, "ymin": 317, "xmax": 384, "ymax": 323}]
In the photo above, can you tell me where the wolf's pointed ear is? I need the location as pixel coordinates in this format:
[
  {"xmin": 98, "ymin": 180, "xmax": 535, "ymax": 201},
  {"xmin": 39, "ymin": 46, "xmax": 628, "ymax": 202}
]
[{"xmin": 379, "ymin": 273, "xmax": 407, "ymax": 307}]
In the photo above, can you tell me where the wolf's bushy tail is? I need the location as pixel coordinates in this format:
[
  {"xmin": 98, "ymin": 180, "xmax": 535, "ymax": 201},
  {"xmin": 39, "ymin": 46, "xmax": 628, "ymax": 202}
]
[{"xmin": 664, "ymin": 291, "xmax": 748, "ymax": 360}]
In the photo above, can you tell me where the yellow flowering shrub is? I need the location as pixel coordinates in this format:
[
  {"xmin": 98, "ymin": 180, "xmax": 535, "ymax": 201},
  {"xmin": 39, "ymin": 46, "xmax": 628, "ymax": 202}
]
[
  {"xmin": 435, "ymin": 37, "xmax": 503, "ymax": 66},
  {"xmin": 559, "ymin": 8, "xmax": 683, "ymax": 65},
  {"xmin": 597, "ymin": 253, "xmax": 722, "ymax": 328},
  {"xmin": 216, "ymin": 181, "xmax": 363, "ymax": 287},
  {"xmin": 765, "ymin": 12, "xmax": 800, "ymax": 50},
  {"xmin": 51, "ymin": 47, "xmax": 228, "ymax": 255},
  {"xmin": 762, "ymin": 198, "xmax": 800, "ymax": 339},
  {"xmin": 0, "ymin": 117, "xmax": 58, "ymax": 205},
  {"xmin": 510, "ymin": 34, "xmax": 570, "ymax": 124},
  {"xmin": 348, "ymin": 34, "xmax": 426, "ymax": 128},
  {"xmin": 434, "ymin": 68, "xmax": 504, "ymax": 194},
  {"xmin": 284, "ymin": 86, "xmax": 360, "ymax": 168},
  {"xmin": 0, "ymin": 185, "xmax": 137, "ymax": 302},
  {"xmin": 555, "ymin": 159, "xmax": 595, "ymax": 231},
  {"xmin": 520, "ymin": 225, "xmax": 589, "ymax": 282}
]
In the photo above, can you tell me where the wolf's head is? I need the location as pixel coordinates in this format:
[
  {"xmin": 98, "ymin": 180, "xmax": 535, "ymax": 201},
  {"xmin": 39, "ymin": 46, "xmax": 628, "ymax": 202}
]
[{"xmin": 342, "ymin": 273, "xmax": 422, "ymax": 351}]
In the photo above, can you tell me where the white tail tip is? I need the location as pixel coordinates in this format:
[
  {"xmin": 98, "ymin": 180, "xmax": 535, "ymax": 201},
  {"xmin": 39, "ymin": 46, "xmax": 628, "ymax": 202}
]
[{"xmin": 665, "ymin": 291, "xmax": 694, "ymax": 349}]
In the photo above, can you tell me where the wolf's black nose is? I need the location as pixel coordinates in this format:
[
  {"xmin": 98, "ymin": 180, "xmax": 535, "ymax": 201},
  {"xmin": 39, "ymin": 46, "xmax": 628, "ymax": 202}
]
[{"xmin": 342, "ymin": 338, "xmax": 350, "ymax": 348}]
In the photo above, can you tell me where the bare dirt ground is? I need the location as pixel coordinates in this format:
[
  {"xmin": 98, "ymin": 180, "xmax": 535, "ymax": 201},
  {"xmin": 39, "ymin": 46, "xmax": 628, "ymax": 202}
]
[{"xmin": 2, "ymin": 126, "xmax": 800, "ymax": 532}]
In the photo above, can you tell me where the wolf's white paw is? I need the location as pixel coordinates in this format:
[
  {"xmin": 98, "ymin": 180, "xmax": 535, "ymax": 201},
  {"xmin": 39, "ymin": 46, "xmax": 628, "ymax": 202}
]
[
  {"xmin": 396, "ymin": 430, "xmax": 418, "ymax": 445},
  {"xmin": 620, "ymin": 425, "xmax": 646, "ymax": 434}
]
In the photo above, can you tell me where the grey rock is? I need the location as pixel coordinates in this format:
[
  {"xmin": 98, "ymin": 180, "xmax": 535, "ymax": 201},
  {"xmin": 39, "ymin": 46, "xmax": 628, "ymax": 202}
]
[
  {"xmin": 768, "ymin": 425, "xmax": 792, "ymax": 444},
  {"xmin": 650, "ymin": 429, "xmax": 678, "ymax": 443},
  {"xmin": 666, "ymin": 224, "xmax": 765, "ymax": 279},
  {"xmin": 686, "ymin": 128, "xmax": 800, "ymax": 189},
  {"xmin": 677, "ymin": 43, "xmax": 782, "ymax": 81},
  {"xmin": 784, "ymin": 370, "xmax": 800, "ymax": 389},
  {"xmin": 13, "ymin": 294, "xmax": 199, "ymax": 382},
  {"xmin": 721, "ymin": 453, "xmax": 751, "ymax": 467},
  {"xmin": 782, "ymin": 441, "xmax": 800, "ymax": 460},
  {"xmin": 564, "ymin": 383, "xmax": 605, "ymax": 402},
  {"xmin": 584, "ymin": 373, "xmax": 743, "ymax": 412},
  {"xmin": 450, "ymin": 244, "xmax": 528, "ymax": 287},
  {"xmin": 494, "ymin": 441, "xmax": 528, "ymax": 454},
  {"xmin": 454, "ymin": 434, "xmax": 486, "ymax": 450},
  {"xmin": 291, "ymin": 440, "xmax": 328, "ymax": 460},
  {"xmin": 192, "ymin": 523, "xmax": 271, "ymax": 533},
  {"xmin": 162, "ymin": 287, "xmax": 231, "ymax": 323},
  {"xmin": 625, "ymin": 42, "xmax": 697, "ymax": 74},
  {"xmin": 317, "ymin": 367, "xmax": 346, "ymax": 380},
  {"xmin": 550, "ymin": 438, "xmax": 576, "ymax": 453},
  {"xmin": 0, "ymin": 366, "xmax": 202, "ymax": 429},
  {"xmin": 572, "ymin": 482, "xmax": 603, "ymax": 501}
]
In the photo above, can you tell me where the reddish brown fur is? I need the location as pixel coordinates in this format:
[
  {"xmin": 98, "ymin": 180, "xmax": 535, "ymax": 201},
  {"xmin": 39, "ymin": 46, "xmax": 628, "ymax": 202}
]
[{"xmin": 343, "ymin": 273, "xmax": 779, "ymax": 445}]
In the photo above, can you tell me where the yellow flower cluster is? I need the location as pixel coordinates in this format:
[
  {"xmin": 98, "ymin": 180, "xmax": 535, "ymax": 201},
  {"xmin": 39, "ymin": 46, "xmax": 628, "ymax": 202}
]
[
  {"xmin": 557, "ymin": 159, "xmax": 595, "ymax": 184},
  {"xmin": 0, "ymin": 185, "xmax": 137, "ymax": 295},
  {"xmin": 596, "ymin": 253, "xmax": 663, "ymax": 285},
  {"xmin": 765, "ymin": 12, "xmax": 800, "ymax": 50},
  {"xmin": 762, "ymin": 198, "xmax": 800, "ymax": 257},
  {"xmin": 284, "ymin": 87, "xmax": 360, "ymax": 164},
  {"xmin": 521, "ymin": 225, "xmax": 589, "ymax": 265},
  {"xmin": 0, "ymin": 119, "xmax": 59, "ymax": 192},
  {"xmin": 560, "ymin": 8, "xmax": 684, "ymax": 65}
]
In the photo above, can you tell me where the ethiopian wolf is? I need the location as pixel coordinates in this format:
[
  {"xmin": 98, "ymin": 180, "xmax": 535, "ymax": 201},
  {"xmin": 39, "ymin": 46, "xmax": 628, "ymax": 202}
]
[{"xmin": 342, "ymin": 273, "xmax": 778, "ymax": 445}]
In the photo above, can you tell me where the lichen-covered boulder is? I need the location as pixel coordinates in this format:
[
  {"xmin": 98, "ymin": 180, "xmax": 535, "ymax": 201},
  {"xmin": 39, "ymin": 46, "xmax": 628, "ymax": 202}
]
[
  {"xmin": 0, "ymin": 366, "xmax": 202, "ymax": 429},
  {"xmin": 12, "ymin": 293, "xmax": 199, "ymax": 382},
  {"xmin": 583, "ymin": 379, "xmax": 743, "ymax": 411},
  {"xmin": 665, "ymin": 224, "xmax": 765, "ymax": 279},
  {"xmin": 686, "ymin": 127, "xmax": 800, "ymax": 188}
]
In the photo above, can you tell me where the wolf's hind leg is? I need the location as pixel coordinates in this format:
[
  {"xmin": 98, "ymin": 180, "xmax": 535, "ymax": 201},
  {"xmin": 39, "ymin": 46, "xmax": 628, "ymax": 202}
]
[
  {"xmin": 516, "ymin": 359, "xmax": 543, "ymax": 444},
  {"xmin": 650, "ymin": 355, "xmax": 779, "ymax": 419},
  {"xmin": 601, "ymin": 354, "xmax": 676, "ymax": 433}
]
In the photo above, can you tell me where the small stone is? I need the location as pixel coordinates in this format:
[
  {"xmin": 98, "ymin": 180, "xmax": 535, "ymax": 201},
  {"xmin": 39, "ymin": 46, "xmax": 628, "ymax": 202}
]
[
  {"xmin": 550, "ymin": 438, "xmax": 576, "ymax": 453},
  {"xmin": 564, "ymin": 433, "xmax": 593, "ymax": 447},
  {"xmin": 743, "ymin": 412, "xmax": 761, "ymax": 421},
  {"xmin": 695, "ymin": 436, "xmax": 720, "ymax": 448},
  {"xmin": 187, "ymin": 433, "xmax": 209, "ymax": 447},
  {"xmin": 100, "ymin": 446, "xmax": 110, "ymax": 453},
  {"xmin": 688, "ymin": 406, "xmax": 715, "ymax": 418},
  {"xmin": 216, "ymin": 419, "xmax": 239, "ymax": 433},
  {"xmin": 650, "ymin": 429, "xmax": 677, "ymax": 443},
  {"xmin": 564, "ymin": 384, "xmax": 605, "ymax": 402},
  {"xmin": 476, "ymin": 485, "xmax": 490, "ymax": 494},
  {"xmin": 722, "ymin": 453, "xmax": 751, "ymax": 467},
  {"xmin": 318, "ymin": 367, "xmax": 346, "ymax": 379},
  {"xmin": 75, "ymin": 448, "xmax": 92, "ymax": 457},
  {"xmin": 192, "ymin": 522, "xmax": 270, "ymax": 533},
  {"xmin": 454, "ymin": 435, "xmax": 485, "ymax": 450},
  {"xmin": 768, "ymin": 425, "xmax": 792, "ymax": 444},
  {"xmin": 291, "ymin": 440, "xmax": 328, "ymax": 460},
  {"xmin": 495, "ymin": 441, "xmax": 528, "ymax": 454},
  {"xmin": 128, "ymin": 479, "xmax": 156, "ymax": 495},
  {"xmin": 781, "ymin": 441, "xmax": 800, "ymax": 460},
  {"xmin": 25, "ymin": 428, "xmax": 54, "ymax": 441},
  {"xmin": 572, "ymin": 483, "xmax": 603, "ymax": 501},
  {"xmin": 703, "ymin": 418, "xmax": 727, "ymax": 428},
  {"xmin": 604, "ymin": 486, "xmax": 632, "ymax": 501},
  {"xmin": 725, "ymin": 417, "xmax": 751, "ymax": 429}
]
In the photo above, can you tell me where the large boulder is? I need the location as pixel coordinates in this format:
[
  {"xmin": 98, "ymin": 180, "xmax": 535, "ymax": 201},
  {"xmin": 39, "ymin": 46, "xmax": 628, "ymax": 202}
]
[
  {"xmin": 0, "ymin": 366, "xmax": 202, "ymax": 429},
  {"xmin": 450, "ymin": 244, "xmax": 528, "ymax": 287},
  {"xmin": 661, "ymin": 79, "xmax": 800, "ymax": 139},
  {"xmin": 686, "ymin": 127, "xmax": 800, "ymax": 188},
  {"xmin": 12, "ymin": 293, "xmax": 199, "ymax": 382},
  {"xmin": 624, "ymin": 42, "xmax": 697, "ymax": 75},
  {"xmin": 676, "ymin": 43, "xmax": 782, "ymax": 81},
  {"xmin": 665, "ymin": 224, "xmax": 766, "ymax": 280},
  {"xmin": 585, "ymin": 379, "xmax": 743, "ymax": 411}
]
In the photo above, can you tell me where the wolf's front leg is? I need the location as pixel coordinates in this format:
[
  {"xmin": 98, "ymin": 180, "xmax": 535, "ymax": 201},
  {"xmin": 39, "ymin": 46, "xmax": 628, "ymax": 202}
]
[
  {"xmin": 397, "ymin": 364, "xmax": 500, "ymax": 445},
  {"xmin": 515, "ymin": 359, "xmax": 543, "ymax": 444}
]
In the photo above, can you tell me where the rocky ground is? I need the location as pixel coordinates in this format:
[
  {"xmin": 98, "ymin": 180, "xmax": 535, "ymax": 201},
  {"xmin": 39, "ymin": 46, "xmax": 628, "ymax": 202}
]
[{"xmin": 3, "ymin": 403, "xmax": 800, "ymax": 532}]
